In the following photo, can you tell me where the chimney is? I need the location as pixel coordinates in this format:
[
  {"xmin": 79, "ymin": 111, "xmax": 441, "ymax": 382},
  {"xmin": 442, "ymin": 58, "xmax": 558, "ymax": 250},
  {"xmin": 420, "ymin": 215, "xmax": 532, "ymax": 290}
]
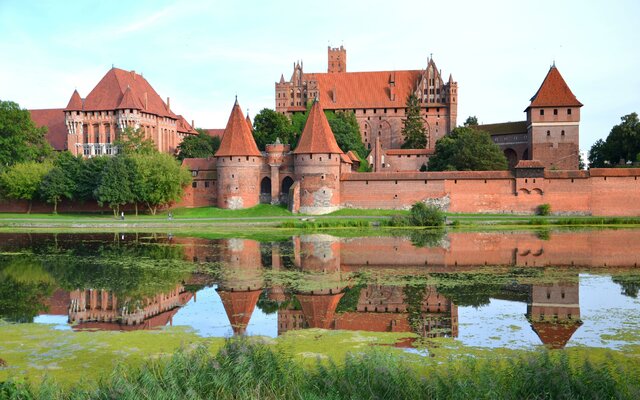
[
  {"xmin": 166, "ymin": 97, "xmax": 170, "ymax": 110},
  {"xmin": 192, "ymin": 119, "xmax": 195, "ymax": 128}
]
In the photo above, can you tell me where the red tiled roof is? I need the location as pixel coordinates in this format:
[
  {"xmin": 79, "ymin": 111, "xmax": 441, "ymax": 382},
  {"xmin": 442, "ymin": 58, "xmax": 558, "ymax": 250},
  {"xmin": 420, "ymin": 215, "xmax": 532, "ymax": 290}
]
[
  {"xmin": 528, "ymin": 66, "xmax": 582, "ymax": 109},
  {"xmin": 246, "ymin": 114, "xmax": 253, "ymax": 132},
  {"xmin": 301, "ymin": 70, "xmax": 423, "ymax": 109},
  {"xmin": 203, "ymin": 128, "xmax": 225, "ymax": 138},
  {"xmin": 116, "ymin": 85, "xmax": 143, "ymax": 110},
  {"xmin": 515, "ymin": 160, "xmax": 545, "ymax": 169},
  {"xmin": 181, "ymin": 158, "xmax": 216, "ymax": 170},
  {"xmin": 385, "ymin": 149, "xmax": 434, "ymax": 155},
  {"xmin": 176, "ymin": 115, "xmax": 198, "ymax": 134},
  {"xmin": 64, "ymin": 89, "xmax": 83, "ymax": 111},
  {"xmin": 297, "ymin": 293, "xmax": 344, "ymax": 329},
  {"xmin": 29, "ymin": 108, "xmax": 67, "ymax": 150},
  {"xmin": 218, "ymin": 289, "xmax": 262, "ymax": 335},
  {"xmin": 293, "ymin": 100, "xmax": 342, "ymax": 154},
  {"xmin": 82, "ymin": 68, "xmax": 176, "ymax": 117},
  {"xmin": 340, "ymin": 153, "xmax": 352, "ymax": 164},
  {"xmin": 531, "ymin": 321, "xmax": 582, "ymax": 349},
  {"xmin": 346, "ymin": 150, "xmax": 360, "ymax": 162},
  {"xmin": 215, "ymin": 101, "xmax": 262, "ymax": 157},
  {"xmin": 475, "ymin": 121, "xmax": 527, "ymax": 135}
]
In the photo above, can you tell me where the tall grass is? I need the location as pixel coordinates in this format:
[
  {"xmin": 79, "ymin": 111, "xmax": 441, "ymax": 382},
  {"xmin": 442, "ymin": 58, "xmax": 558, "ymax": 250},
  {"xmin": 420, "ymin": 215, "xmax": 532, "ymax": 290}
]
[
  {"xmin": 280, "ymin": 219, "xmax": 372, "ymax": 229},
  {"xmin": 3, "ymin": 339, "xmax": 638, "ymax": 399}
]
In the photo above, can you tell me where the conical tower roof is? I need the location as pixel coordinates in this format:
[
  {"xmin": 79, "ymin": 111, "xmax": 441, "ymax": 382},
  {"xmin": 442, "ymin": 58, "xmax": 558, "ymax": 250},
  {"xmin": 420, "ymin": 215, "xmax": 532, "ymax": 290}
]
[
  {"xmin": 64, "ymin": 89, "xmax": 83, "ymax": 111},
  {"xmin": 530, "ymin": 321, "xmax": 582, "ymax": 349},
  {"xmin": 116, "ymin": 85, "xmax": 143, "ymax": 110},
  {"xmin": 245, "ymin": 112, "xmax": 253, "ymax": 132},
  {"xmin": 297, "ymin": 292, "xmax": 344, "ymax": 329},
  {"xmin": 528, "ymin": 66, "xmax": 582, "ymax": 109},
  {"xmin": 218, "ymin": 289, "xmax": 262, "ymax": 335},
  {"xmin": 293, "ymin": 100, "xmax": 342, "ymax": 154},
  {"xmin": 215, "ymin": 99, "xmax": 261, "ymax": 157}
]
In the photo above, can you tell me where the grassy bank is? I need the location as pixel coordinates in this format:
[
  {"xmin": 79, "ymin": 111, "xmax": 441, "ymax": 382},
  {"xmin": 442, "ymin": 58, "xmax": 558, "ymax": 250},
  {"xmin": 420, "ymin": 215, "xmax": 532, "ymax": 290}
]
[{"xmin": 3, "ymin": 339, "xmax": 638, "ymax": 399}]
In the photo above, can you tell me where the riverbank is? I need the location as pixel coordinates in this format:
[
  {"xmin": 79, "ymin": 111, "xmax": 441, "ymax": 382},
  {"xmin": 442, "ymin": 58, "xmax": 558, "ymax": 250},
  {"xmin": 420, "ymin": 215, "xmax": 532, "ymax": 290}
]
[{"xmin": 1, "ymin": 204, "xmax": 639, "ymax": 232}]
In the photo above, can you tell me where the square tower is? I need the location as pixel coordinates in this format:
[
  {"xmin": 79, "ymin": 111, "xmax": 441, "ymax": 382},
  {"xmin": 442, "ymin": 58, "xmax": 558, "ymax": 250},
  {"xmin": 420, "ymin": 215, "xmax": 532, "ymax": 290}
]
[{"xmin": 328, "ymin": 46, "xmax": 346, "ymax": 73}]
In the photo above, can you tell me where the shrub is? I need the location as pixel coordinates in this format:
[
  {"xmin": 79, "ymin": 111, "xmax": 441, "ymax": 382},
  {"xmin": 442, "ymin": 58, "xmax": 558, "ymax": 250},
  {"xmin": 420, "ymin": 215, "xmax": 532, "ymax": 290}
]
[
  {"xmin": 409, "ymin": 202, "xmax": 445, "ymax": 227},
  {"xmin": 537, "ymin": 203, "xmax": 551, "ymax": 216}
]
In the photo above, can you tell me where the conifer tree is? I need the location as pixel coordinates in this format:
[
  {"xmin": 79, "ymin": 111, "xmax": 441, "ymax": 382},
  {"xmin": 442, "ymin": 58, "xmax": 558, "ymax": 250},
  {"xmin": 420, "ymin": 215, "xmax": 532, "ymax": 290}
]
[{"xmin": 401, "ymin": 94, "xmax": 428, "ymax": 149}]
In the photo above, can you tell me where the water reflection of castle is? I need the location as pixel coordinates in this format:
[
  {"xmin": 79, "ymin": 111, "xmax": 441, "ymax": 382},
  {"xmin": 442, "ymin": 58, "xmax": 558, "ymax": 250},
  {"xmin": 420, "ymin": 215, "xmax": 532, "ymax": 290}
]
[{"xmin": 24, "ymin": 229, "xmax": 636, "ymax": 346}]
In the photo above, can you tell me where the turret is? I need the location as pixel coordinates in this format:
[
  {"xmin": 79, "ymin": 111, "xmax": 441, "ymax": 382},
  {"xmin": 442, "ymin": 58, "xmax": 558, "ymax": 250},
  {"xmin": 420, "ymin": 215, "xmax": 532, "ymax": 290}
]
[
  {"xmin": 64, "ymin": 90, "xmax": 84, "ymax": 156},
  {"xmin": 327, "ymin": 45, "xmax": 347, "ymax": 73},
  {"xmin": 292, "ymin": 99, "xmax": 343, "ymax": 214},
  {"xmin": 525, "ymin": 65, "xmax": 582, "ymax": 170},
  {"xmin": 215, "ymin": 99, "xmax": 262, "ymax": 209}
]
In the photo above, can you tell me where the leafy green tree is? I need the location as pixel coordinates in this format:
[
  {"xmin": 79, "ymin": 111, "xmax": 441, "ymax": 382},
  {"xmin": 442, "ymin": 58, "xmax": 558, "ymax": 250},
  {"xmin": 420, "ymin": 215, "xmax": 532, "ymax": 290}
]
[
  {"xmin": 253, "ymin": 108, "xmax": 297, "ymax": 150},
  {"xmin": 408, "ymin": 202, "xmax": 445, "ymax": 227},
  {"xmin": 464, "ymin": 116, "xmax": 479, "ymax": 127},
  {"xmin": 130, "ymin": 152, "xmax": 191, "ymax": 215},
  {"xmin": 326, "ymin": 111, "xmax": 368, "ymax": 159},
  {"xmin": 588, "ymin": 113, "xmax": 640, "ymax": 168},
  {"xmin": 0, "ymin": 161, "xmax": 52, "ymax": 213},
  {"xmin": 401, "ymin": 94, "xmax": 428, "ymax": 149},
  {"xmin": 428, "ymin": 127, "xmax": 508, "ymax": 171},
  {"xmin": 75, "ymin": 156, "xmax": 109, "ymax": 202},
  {"xmin": 114, "ymin": 126, "xmax": 157, "ymax": 155},
  {"xmin": 39, "ymin": 167, "xmax": 74, "ymax": 213},
  {"xmin": 0, "ymin": 100, "xmax": 53, "ymax": 168},
  {"xmin": 177, "ymin": 131, "xmax": 221, "ymax": 160},
  {"xmin": 95, "ymin": 156, "xmax": 135, "ymax": 216}
]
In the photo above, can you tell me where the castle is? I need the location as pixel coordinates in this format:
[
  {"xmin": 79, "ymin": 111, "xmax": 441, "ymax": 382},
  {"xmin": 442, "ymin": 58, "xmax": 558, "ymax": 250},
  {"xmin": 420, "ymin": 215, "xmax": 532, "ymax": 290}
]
[
  {"xmin": 29, "ymin": 67, "xmax": 197, "ymax": 157},
  {"xmin": 276, "ymin": 47, "xmax": 458, "ymax": 151}
]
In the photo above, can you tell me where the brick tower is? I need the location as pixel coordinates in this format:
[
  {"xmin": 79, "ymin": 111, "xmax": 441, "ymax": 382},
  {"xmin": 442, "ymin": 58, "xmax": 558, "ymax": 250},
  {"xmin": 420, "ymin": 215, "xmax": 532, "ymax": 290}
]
[
  {"xmin": 293, "ymin": 99, "xmax": 343, "ymax": 214},
  {"xmin": 526, "ymin": 65, "xmax": 582, "ymax": 170},
  {"xmin": 215, "ymin": 99, "xmax": 262, "ymax": 209},
  {"xmin": 327, "ymin": 45, "xmax": 346, "ymax": 73}
]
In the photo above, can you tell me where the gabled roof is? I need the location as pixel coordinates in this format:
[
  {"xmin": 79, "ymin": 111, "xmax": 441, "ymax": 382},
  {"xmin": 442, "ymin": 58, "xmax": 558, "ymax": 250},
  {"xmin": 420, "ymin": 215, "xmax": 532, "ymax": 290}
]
[
  {"xmin": 218, "ymin": 289, "xmax": 262, "ymax": 335},
  {"xmin": 300, "ymin": 70, "xmax": 424, "ymax": 109},
  {"xmin": 181, "ymin": 158, "xmax": 216, "ymax": 170},
  {"xmin": 29, "ymin": 108, "xmax": 67, "ymax": 151},
  {"xmin": 476, "ymin": 121, "xmax": 528, "ymax": 136},
  {"xmin": 176, "ymin": 115, "xmax": 198, "ymax": 134},
  {"xmin": 203, "ymin": 128, "xmax": 225, "ymax": 138},
  {"xmin": 528, "ymin": 66, "xmax": 582, "ymax": 109},
  {"xmin": 64, "ymin": 89, "xmax": 83, "ymax": 111},
  {"xmin": 346, "ymin": 150, "xmax": 360, "ymax": 162},
  {"xmin": 82, "ymin": 67, "xmax": 176, "ymax": 117},
  {"xmin": 116, "ymin": 86, "xmax": 143, "ymax": 110},
  {"xmin": 293, "ymin": 100, "xmax": 342, "ymax": 154},
  {"xmin": 215, "ymin": 100, "xmax": 261, "ymax": 157}
]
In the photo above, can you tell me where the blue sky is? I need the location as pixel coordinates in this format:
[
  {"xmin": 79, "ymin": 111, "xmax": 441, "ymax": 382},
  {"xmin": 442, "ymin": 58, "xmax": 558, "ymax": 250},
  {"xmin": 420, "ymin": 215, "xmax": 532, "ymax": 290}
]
[{"xmin": 1, "ymin": 0, "xmax": 638, "ymax": 150}]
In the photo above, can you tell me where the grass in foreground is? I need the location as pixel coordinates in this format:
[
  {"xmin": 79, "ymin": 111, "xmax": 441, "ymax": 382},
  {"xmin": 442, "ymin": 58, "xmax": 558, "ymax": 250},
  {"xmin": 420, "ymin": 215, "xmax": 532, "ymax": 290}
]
[{"xmin": 3, "ymin": 339, "xmax": 638, "ymax": 400}]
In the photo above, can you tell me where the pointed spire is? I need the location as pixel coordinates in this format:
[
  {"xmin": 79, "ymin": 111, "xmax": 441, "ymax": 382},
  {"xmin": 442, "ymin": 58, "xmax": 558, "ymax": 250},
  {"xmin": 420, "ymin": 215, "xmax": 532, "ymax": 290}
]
[
  {"xmin": 215, "ymin": 99, "xmax": 261, "ymax": 157},
  {"xmin": 448, "ymin": 73, "xmax": 453, "ymax": 83},
  {"xmin": 218, "ymin": 290, "xmax": 262, "ymax": 335},
  {"xmin": 528, "ymin": 66, "xmax": 582, "ymax": 108},
  {"xmin": 293, "ymin": 100, "xmax": 342, "ymax": 154},
  {"xmin": 245, "ymin": 110, "xmax": 253, "ymax": 132},
  {"xmin": 116, "ymin": 85, "xmax": 143, "ymax": 110},
  {"xmin": 279, "ymin": 74, "xmax": 285, "ymax": 84},
  {"xmin": 64, "ymin": 89, "xmax": 83, "ymax": 111}
]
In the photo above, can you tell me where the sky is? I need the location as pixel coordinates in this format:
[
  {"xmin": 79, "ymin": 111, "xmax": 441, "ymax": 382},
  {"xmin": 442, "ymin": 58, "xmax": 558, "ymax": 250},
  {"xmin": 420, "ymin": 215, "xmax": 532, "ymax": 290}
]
[{"xmin": 1, "ymin": 0, "xmax": 638, "ymax": 151}]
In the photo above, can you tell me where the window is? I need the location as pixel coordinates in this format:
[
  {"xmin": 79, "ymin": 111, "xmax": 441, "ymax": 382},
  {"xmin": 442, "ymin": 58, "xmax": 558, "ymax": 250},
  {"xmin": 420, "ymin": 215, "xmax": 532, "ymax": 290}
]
[
  {"xmin": 547, "ymin": 130, "xmax": 551, "ymax": 136},
  {"xmin": 553, "ymin": 109, "xmax": 558, "ymax": 115},
  {"xmin": 561, "ymin": 130, "xmax": 565, "ymax": 136},
  {"xmin": 192, "ymin": 170, "xmax": 198, "ymax": 177},
  {"xmin": 540, "ymin": 109, "xmax": 545, "ymax": 116},
  {"xmin": 205, "ymin": 181, "xmax": 210, "ymax": 188},
  {"xmin": 192, "ymin": 182, "xmax": 197, "ymax": 188},
  {"xmin": 567, "ymin": 108, "xmax": 572, "ymax": 115}
]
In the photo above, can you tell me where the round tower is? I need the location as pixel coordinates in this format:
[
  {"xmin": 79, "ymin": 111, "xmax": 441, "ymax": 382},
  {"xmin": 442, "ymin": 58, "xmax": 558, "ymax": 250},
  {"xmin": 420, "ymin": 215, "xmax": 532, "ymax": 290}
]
[
  {"xmin": 293, "ymin": 100, "xmax": 343, "ymax": 214},
  {"xmin": 215, "ymin": 99, "xmax": 263, "ymax": 209}
]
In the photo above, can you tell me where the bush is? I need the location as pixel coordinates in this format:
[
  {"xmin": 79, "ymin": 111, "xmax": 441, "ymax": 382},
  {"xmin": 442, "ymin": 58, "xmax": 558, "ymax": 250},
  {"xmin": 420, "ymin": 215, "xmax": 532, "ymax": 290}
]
[
  {"xmin": 409, "ymin": 202, "xmax": 445, "ymax": 227},
  {"xmin": 537, "ymin": 203, "xmax": 551, "ymax": 216}
]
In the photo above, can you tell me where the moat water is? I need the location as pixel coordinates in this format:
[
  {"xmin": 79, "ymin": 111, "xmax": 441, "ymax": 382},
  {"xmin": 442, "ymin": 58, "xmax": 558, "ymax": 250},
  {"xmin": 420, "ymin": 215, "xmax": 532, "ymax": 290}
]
[{"xmin": 1, "ymin": 229, "xmax": 639, "ymax": 351}]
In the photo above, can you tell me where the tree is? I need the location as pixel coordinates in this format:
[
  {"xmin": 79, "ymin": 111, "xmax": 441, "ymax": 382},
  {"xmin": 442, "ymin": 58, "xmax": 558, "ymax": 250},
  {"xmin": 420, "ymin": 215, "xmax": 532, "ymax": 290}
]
[
  {"xmin": 76, "ymin": 156, "xmax": 110, "ymax": 202},
  {"xmin": 39, "ymin": 167, "xmax": 74, "ymax": 213},
  {"xmin": 0, "ymin": 161, "xmax": 52, "ymax": 213},
  {"xmin": 428, "ymin": 127, "xmax": 508, "ymax": 171},
  {"xmin": 130, "ymin": 152, "xmax": 191, "ymax": 215},
  {"xmin": 464, "ymin": 116, "xmax": 479, "ymax": 127},
  {"xmin": 114, "ymin": 126, "xmax": 157, "ymax": 155},
  {"xmin": 252, "ymin": 108, "xmax": 296, "ymax": 150},
  {"xmin": 326, "ymin": 111, "xmax": 368, "ymax": 159},
  {"xmin": 94, "ymin": 156, "xmax": 135, "ymax": 216},
  {"xmin": 589, "ymin": 113, "xmax": 640, "ymax": 168},
  {"xmin": 401, "ymin": 94, "xmax": 428, "ymax": 149},
  {"xmin": 0, "ymin": 100, "xmax": 53, "ymax": 168},
  {"xmin": 176, "ymin": 131, "xmax": 221, "ymax": 160}
]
